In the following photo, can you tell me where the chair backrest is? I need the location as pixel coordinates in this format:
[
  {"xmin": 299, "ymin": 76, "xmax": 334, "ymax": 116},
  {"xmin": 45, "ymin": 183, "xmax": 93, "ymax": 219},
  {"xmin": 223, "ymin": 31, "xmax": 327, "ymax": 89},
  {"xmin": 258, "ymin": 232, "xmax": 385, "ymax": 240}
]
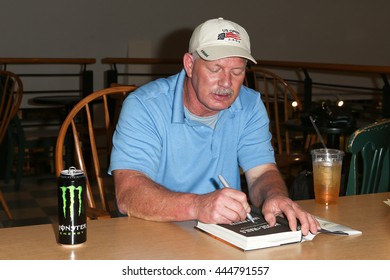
[
  {"xmin": 0, "ymin": 70, "xmax": 23, "ymax": 142},
  {"xmin": 245, "ymin": 67, "xmax": 303, "ymax": 156},
  {"xmin": 346, "ymin": 119, "xmax": 390, "ymax": 195},
  {"xmin": 55, "ymin": 86, "xmax": 137, "ymax": 217}
]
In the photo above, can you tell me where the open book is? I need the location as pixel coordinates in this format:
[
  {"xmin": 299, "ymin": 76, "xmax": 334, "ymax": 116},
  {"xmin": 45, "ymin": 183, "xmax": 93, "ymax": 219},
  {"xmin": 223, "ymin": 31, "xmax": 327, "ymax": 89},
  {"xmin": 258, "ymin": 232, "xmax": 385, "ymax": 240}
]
[
  {"xmin": 195, "ymin": 208, "xmax": 362, "ymax": 251},
  {"xmin": 195, "ymin": 210, "xmax": 302, "ymax": 251},
  {"xmin": 302, "ymin": 216, "xmax": 362, "ymax": 241}
]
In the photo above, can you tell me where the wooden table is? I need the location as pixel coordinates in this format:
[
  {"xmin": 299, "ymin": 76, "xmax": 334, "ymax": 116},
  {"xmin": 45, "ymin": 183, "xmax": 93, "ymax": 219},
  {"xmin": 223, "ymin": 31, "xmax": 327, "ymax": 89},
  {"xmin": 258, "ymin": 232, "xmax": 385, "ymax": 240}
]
[{"xmin": 0, "ymin": 192, "xmax": 389, "ymax": 260}]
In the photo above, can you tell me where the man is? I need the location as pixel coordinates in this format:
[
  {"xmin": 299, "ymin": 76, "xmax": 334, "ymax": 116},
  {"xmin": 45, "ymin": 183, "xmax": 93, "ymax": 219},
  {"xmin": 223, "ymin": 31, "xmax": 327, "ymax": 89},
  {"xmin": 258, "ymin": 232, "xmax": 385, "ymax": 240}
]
[{"xmin": 109, "ymin": 18, "xmax": 319, "ymax": 235}]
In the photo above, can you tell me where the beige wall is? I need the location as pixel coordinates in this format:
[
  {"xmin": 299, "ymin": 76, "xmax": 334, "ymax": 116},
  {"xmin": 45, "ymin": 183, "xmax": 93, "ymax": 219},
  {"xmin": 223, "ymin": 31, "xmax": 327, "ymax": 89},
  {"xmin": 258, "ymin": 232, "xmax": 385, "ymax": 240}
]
[{"xmin": 1, "ymin": 0, "xmax": 389, "ymax": 89}]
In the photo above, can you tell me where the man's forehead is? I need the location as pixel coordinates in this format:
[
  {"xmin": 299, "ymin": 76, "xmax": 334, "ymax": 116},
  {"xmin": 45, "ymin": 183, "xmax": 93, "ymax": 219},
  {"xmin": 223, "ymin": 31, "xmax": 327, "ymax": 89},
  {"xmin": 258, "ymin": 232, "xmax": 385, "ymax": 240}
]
[{"xmin": 198, "ymin": 56, "xmax": 247, "ymax": 67}]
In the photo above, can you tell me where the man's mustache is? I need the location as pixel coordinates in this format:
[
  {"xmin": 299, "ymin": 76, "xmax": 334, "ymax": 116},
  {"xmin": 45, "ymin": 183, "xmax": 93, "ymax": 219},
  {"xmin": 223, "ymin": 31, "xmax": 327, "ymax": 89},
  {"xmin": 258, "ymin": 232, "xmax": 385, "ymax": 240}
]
[{"xmin": 212, "ymin": 88, "xmax": 233, "ymax": 96}]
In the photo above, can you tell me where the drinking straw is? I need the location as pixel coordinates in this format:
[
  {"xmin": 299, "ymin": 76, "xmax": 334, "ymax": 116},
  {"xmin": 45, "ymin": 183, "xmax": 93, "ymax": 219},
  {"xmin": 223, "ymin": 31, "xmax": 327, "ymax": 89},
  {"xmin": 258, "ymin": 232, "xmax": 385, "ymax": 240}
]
[{"xmin": 309, "ymin": 116, "xmax": 328, "ymax": 150}]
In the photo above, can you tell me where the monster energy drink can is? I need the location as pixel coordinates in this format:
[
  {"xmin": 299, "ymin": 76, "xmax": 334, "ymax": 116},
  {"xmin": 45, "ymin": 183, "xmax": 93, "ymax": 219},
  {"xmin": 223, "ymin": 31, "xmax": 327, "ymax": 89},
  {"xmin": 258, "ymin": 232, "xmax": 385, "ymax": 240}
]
[{"xmin": 58, "ymin": 167, "xmax": 87, "ymax": 245}]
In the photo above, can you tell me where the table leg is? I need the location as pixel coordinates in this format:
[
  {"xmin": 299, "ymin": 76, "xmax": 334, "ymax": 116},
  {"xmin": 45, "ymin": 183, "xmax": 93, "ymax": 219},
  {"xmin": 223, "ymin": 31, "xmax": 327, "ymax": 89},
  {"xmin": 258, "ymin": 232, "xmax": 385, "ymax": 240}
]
[{"xmin": 326, "ymin": 134, "xmax": 340, "ymax": 149}]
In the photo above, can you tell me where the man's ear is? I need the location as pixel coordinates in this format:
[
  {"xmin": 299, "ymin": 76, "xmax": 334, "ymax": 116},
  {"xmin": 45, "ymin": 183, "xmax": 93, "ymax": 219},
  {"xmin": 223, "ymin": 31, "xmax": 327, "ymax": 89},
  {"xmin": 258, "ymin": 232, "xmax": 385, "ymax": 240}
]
[{"xmin": 183, "ymin": 53, "xmax": 194, "ymax": 78}]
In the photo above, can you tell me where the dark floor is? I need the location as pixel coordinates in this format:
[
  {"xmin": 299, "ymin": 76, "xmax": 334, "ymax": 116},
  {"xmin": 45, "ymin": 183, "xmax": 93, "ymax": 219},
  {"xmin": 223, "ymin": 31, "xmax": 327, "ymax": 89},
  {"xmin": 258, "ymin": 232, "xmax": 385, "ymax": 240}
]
[{"xmin": 0, "ymin": 173, "xmax": 118, "ymax": 228}]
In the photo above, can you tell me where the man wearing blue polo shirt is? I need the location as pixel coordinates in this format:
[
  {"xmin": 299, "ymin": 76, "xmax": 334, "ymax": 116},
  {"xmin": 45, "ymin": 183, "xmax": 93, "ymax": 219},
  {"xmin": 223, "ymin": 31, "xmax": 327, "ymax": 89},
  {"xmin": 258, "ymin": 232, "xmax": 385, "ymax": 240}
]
[{"xmin": 109, "ymin": 18, "xmax": 319, "ymax": 235}]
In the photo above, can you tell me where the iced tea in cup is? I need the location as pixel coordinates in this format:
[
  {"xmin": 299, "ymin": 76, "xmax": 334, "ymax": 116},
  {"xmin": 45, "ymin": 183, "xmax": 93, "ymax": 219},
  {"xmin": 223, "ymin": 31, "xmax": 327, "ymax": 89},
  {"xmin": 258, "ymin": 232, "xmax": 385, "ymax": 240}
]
[{"xmin": 311, "ymin": 149, "xmax": 344, "ymax": 205}]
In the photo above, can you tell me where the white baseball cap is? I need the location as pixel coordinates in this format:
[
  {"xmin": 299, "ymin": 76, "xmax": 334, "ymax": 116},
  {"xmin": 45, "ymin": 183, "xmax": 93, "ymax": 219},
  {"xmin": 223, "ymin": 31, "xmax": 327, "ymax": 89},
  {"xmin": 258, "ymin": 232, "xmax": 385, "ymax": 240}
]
[{"xmin": 189, "ymin": 17, "xmax": 257, "ymax": 64}]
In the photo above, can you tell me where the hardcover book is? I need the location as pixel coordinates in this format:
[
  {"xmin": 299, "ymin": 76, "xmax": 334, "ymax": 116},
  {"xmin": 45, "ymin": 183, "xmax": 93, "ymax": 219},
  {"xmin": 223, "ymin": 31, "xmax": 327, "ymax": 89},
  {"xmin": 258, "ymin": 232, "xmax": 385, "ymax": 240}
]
[{"xmin": 195, "ymin": 209, "xmax": 302, "ymax": 251}]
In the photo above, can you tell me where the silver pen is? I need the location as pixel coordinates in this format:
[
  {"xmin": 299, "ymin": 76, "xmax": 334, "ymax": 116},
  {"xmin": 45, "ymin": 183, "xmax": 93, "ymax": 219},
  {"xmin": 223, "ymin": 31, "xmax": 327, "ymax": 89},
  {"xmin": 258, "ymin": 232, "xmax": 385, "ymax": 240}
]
[{"xmin": 218, "ymin": 175, "xmax": 255, "ymax": 223}]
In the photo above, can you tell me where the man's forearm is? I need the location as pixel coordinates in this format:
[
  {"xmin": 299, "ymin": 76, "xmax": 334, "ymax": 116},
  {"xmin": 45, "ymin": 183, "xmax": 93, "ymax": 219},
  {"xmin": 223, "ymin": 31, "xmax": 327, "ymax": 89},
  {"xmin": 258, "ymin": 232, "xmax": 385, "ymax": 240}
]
[
  {"xmin": 247, "ymin": 168, "xmax": 289, "ymax": 207},
  {"xmin": 115, "ymin": 171, "xmax": 198, "ymax": 221}
]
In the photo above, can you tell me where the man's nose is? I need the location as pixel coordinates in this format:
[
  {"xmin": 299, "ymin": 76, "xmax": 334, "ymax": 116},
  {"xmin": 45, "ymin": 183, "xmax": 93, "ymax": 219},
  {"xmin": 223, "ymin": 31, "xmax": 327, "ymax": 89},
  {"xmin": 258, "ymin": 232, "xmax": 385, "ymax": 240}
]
[{"xmin": 219, "ymin": 72, "xmax": 232, "ymax": 88}]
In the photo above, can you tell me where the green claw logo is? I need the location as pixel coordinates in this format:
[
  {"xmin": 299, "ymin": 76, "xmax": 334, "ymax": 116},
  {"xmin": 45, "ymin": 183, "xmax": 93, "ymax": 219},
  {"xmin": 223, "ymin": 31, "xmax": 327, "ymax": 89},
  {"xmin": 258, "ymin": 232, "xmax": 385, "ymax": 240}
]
[{"xmin": 60, "ymin": 185, "xmax": 83, "ymax": 220}]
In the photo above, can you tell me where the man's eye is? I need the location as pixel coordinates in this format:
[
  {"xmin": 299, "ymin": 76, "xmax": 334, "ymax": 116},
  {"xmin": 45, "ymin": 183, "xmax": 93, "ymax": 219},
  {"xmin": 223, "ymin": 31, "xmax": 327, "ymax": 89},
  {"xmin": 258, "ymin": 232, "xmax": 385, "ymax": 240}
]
[{"xmin": 232, "ymin": 69, "xmax": 245, "ymax": 76}]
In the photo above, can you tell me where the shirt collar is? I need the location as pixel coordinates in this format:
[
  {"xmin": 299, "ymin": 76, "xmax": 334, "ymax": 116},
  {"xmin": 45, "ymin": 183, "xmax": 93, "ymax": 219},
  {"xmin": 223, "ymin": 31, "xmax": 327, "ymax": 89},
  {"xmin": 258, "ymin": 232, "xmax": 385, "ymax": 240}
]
[{"xmin": 172, "ymin": 69, "xmax": 186, "ymax": 124}]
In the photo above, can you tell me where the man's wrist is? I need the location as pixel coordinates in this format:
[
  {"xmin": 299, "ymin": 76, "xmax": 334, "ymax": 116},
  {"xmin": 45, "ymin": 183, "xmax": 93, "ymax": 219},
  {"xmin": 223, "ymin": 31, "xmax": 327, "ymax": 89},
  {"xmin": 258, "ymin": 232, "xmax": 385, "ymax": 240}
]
[{"xmin": 184, "ymin": 193, "xmax": 201, "ymax": 221}]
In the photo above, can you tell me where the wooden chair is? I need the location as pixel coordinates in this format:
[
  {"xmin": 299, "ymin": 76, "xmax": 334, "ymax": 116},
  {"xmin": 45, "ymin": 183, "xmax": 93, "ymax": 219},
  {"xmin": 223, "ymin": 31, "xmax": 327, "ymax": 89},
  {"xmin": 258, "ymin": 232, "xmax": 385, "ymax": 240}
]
[
  {"xmin": 245, "ymin": 67, "xmax": 311, "ymax": 184},
  {"xmin": 346, "ymin": 119, "xmax": 390, "ymax": 195},
  {"xmin": 55, "ymin": 85, "xmax": 137, "ymax": 219},
  {"xmin": 0, "ymin": 70, "xmax": 23, "ymax": 220}
]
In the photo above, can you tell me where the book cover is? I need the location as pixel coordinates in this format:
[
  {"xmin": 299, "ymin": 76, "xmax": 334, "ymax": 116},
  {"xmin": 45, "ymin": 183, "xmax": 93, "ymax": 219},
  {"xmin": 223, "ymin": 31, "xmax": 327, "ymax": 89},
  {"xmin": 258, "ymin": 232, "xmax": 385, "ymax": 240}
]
[{"xmin": 195, "ymin": 210, "xmax": 302, "ymax": 251}]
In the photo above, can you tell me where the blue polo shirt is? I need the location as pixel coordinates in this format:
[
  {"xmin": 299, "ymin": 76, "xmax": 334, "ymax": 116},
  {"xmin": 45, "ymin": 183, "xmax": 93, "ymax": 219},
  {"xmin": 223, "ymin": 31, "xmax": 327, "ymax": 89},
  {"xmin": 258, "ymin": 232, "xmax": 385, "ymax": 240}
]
[{"xmin": 109, "ymin": 69, "xmax": 275, "ymax": 194}]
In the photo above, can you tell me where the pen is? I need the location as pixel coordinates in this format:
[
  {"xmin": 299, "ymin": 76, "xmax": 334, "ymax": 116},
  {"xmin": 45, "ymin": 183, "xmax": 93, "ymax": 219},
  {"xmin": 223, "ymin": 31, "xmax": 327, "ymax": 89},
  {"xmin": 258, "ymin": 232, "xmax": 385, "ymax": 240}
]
[{"xmin": 218, "ymin": 175, "xmax": 255, "ymax": 223}]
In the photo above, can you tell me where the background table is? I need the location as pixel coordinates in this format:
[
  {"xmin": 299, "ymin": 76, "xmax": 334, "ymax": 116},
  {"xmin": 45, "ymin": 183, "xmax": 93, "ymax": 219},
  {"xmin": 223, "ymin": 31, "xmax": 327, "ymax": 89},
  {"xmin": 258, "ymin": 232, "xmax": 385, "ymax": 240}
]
[
  {"xmin": 284, "ymin": 118, "xmax": 357, "ymax": 149},
  {"xmin": 32, "ymin": 95, "xmax": 81, "ymax": 115},
  {"xmin": 0, "ymin": 192, "xmax": 389, "ymax": 260}
]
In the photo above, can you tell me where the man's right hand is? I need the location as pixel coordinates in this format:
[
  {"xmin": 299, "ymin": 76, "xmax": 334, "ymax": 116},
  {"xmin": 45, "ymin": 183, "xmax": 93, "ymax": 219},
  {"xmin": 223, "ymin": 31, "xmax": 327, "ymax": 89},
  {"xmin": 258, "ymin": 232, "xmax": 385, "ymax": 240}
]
[{"xmin": 193, "ymin": 188, "xmax": 251, "ymax": 224}]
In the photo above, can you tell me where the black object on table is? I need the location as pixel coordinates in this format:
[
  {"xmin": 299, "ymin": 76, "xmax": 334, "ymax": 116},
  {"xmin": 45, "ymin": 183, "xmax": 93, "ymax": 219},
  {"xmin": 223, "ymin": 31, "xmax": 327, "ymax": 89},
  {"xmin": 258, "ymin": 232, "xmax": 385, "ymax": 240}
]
[{"xmin": 284, "ymin": 118, "xmax": 356, "ymax": 149}]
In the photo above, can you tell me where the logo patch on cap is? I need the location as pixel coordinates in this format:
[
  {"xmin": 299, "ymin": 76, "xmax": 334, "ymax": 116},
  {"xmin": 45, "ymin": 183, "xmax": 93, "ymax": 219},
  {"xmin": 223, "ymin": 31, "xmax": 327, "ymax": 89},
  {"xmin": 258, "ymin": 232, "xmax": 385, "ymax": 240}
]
[{"xmin": 217, "ymin": 30, "xmax": 241, "ymax": 42}]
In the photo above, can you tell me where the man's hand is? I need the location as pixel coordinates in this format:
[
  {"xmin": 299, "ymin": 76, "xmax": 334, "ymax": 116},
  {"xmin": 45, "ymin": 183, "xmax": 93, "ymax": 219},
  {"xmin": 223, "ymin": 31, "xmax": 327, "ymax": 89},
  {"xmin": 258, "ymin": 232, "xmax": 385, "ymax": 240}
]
[
  {"xmin": 193, "ymin": 188, "xmax": 252, "ymax": 224},
  {"xmin": 262, "ymin": 194, "xmax": 320, "ymax": 236},
  {"xmin": 246, "ymin": 164, "xmax": 320, "ymax": 235}
]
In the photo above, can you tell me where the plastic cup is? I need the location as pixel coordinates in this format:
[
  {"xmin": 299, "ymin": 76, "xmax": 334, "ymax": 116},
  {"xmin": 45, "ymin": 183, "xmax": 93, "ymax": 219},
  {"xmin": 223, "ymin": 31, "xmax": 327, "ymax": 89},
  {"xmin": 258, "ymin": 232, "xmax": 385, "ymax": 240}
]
[{"xmin": 311, "ymin": 148, "xmax": 344, "ymax": 205}]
